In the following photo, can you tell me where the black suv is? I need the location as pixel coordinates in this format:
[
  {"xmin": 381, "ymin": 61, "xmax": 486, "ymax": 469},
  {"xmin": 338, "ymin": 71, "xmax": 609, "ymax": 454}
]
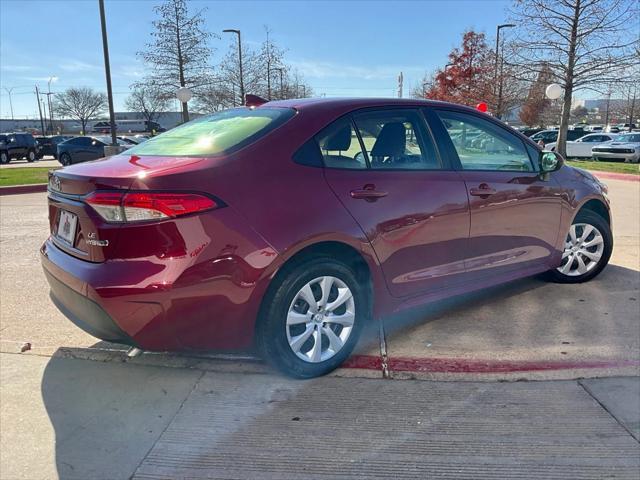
[
  {"xmin": 35, "ymin": 135, "xmax": 73, "ymax": 159},
  {"xmin": 0, "ymin": 133, "xmax": 38, "ymax": 164}
]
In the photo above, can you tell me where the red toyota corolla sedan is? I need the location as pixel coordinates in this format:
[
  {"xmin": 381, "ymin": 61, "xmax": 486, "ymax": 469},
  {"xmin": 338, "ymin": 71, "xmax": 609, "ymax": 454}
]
[{"xmin": 41, "ymin": 98, "xmax": 612, "ymax": 377}]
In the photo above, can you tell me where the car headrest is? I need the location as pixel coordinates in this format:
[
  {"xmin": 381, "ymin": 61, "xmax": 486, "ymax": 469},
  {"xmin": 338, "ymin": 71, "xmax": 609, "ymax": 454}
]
[
  {"xmin": 371, "ymin": 122, "xmax": 406, "ymax": 157},
  {"xmin": 323, "ymin": 125, "xmax": 351, "ymax": 151}
]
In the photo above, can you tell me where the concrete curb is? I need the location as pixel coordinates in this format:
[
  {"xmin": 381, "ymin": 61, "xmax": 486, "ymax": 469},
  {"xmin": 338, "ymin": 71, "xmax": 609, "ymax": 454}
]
[
  {"xmin": 589, "ymin": 170, "xmax": 639, "ymax": 182},
  {"xmin": 4, "ymin": 342, "xmax": 638, "ymax": 382},
  {"xmin": 0, "ymin": 183, "xmax": 48, "ymax": 195}
]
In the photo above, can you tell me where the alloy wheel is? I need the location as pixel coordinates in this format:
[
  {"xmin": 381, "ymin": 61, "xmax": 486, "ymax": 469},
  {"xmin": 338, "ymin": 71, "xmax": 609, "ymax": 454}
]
[
  {"xmin": 286, "ymin": 276, "xmax": 355, "ymax": 363},
  {"xmin": 557, "ymin": 223, "xmax": 605, "ymax": 277}
]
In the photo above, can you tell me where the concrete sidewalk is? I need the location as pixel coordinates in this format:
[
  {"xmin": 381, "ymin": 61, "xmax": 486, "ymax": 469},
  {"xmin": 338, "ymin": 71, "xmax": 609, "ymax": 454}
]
[{"xmin": 1, "ymin": 352, "xmax": 638, "ymax": 480}]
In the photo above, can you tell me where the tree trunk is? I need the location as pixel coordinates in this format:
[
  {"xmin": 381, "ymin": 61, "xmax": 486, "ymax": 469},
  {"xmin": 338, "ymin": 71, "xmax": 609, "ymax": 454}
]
[{"xmin": 556, "ymin": 0, "xmax": 580, "ymax": 158}]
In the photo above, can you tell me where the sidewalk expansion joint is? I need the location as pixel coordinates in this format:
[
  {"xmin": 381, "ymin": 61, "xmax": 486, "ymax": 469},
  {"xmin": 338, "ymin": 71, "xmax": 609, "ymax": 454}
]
[{"xmin": 578, "ymin": 379, "xmax": 639, "ymax": 443}]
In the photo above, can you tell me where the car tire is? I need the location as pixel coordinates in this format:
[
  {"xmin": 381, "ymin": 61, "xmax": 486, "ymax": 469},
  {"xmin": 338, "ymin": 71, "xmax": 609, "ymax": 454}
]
[
  {"xmin": 59, "ymin": 153, "xmax": 71, "ymax": 166},
  {"xmin": 27, "ymin": 150, "xmax": 36, "ymax": 162},
  {"xmin": 256, "ymin": 256, "xmax": 367, "ymax": 378},
  {"xmin": 545, "ymin": 210, "xmax": 612, "ymax": 284},
  {"xmin": 0, "ymin": 151, "xmax": 8, "ymax": 164}
]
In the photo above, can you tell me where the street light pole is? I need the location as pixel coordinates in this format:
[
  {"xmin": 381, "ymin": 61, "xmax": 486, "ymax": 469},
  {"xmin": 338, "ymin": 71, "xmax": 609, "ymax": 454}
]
[
  {"xmin": 494, "ymin": 23, "xmax": 515, "ymax": 119},
  {"xmin": 98, "ymin": 0, "xmax": 117, "ymax": 146},
  {"xmin": 4, "ymin": 87, "xmax": 14, "ymax": 120},
  {"xmin": 223, "ymin": 29, "xmax": 244, "ymax": 105}
]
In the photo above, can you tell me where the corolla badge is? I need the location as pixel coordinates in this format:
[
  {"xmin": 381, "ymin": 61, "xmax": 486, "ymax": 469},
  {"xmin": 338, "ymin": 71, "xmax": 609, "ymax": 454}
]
[{"xmin": 49, "ymin": 175, "xmax": 61, "ymax": 192}]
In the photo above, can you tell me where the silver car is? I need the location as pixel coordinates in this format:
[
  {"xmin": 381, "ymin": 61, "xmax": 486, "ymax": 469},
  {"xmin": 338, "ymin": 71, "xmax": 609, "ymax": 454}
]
[{"xmin": 592, "ymin": 133, "xmax": 640, "ymax": 163}]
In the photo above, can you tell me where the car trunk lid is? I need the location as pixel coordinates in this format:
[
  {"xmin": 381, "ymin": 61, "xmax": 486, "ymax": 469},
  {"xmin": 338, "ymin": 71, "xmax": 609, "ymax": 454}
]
[{"xmin": 47, "ymin": 153, "xmax": 209, "ymax": 262}]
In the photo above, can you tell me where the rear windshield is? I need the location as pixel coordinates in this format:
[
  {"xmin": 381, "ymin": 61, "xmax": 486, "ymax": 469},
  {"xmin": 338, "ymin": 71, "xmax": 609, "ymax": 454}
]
[{"xmin": 126, "ymin": 107, "xmax": 295, "ymax": 157}]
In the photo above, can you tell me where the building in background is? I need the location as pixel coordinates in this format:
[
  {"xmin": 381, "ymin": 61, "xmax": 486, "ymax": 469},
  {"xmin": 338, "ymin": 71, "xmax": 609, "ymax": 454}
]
[{"xmin": 0, "ymin": 111, "xmax": 200, "ymax": 134}]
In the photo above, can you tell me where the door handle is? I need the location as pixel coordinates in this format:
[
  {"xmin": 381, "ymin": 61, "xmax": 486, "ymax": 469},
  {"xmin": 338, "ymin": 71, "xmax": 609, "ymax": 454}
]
[
  {"xmin": 350, "ymin": 184, "xmax": 388, "ymax": 201},
  {"xmin": 469, "ymin": 184, "xmax": 497, "ymax": 196}
]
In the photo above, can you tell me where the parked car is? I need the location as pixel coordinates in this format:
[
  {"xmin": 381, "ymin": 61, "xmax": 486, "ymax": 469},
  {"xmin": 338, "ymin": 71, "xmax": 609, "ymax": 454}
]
[
  {"xmin": 42, "ymin": 98, "xmax": 613, "ymax": 378},
  {"xmin": 117, "ymin": 135, "xmax": 141, "ymax": 145},
  {"xmin": 530, "ymin": 129, "xmax": 586, "ymax": 145},
  {"xmin": 591, "ymin": 133, "xmax": 640, "ymax": 163},
  {"xmin": 35, "ymin": 135, "xmax": 74, "ymax": 159},
  {"xmin": 544, "ymin": 133, "xmax": 620, "ymax": 158},
  {"xmin": 56, "ymin": 135, "xmax": 129, "ymax": 166},
  {"xmin": 518, "ymin": 127, "xmax": 544, "ymax": 137},
  {"xmin": 0, "ymin": 132, "xmax": 38, "ymax": 164}
]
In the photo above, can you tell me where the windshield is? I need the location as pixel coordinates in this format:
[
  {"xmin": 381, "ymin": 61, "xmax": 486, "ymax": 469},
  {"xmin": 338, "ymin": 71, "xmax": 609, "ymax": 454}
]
[{"xmin": 126, "ymin": 107, "xmax": 295, "ymax": 156}]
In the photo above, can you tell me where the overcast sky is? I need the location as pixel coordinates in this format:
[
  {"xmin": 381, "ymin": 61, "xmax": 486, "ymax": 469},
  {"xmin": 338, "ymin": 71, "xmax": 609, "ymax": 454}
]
[{"xmin": 3, "ymin": 0, "xmax": 528, "ymax": 118}]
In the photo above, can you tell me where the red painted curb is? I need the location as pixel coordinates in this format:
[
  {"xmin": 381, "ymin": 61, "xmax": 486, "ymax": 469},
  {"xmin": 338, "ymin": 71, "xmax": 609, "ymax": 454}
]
[
  {"xmin": 0, "ymin": 184, "xmax": 48, "ymax": 196},
  {"xmin": 343, "ymin": 354, "xmax": 640, "ymax": 374},
  {"xmin": 588, "ymin": 170, "xmax": 639, "ymax": 182}
]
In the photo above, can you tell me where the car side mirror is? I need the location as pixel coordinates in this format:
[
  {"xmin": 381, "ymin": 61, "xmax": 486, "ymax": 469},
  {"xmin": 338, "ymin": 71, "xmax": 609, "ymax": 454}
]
[{"xmin": 539, "ymin": 151, "xmax": 564, "ymax": 176}]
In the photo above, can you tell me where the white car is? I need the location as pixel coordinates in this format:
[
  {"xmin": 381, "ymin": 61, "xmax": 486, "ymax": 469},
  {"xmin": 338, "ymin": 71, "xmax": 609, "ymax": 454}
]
[
  {"xmin": 592, "ymin": 133, "xmax": 640, "ymax": 163},
  {"xmin": 545, "ymin": 133, "xmax": 619, "ymax": 158}
]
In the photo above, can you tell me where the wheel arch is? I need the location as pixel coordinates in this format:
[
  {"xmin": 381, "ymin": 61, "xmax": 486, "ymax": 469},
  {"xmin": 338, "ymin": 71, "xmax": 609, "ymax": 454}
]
[
  {"xmin": 254, "ymin": 240, "xmax": 376, "ymax": 338},
  {"xmin": 576, "ymin": 198, "xmax": 611, "ymax": 226}
]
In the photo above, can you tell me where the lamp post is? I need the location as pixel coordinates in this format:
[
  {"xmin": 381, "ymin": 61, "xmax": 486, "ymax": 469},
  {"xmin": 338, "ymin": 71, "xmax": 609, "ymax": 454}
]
[
  {"xmin": 494, "ymin": 23, "xmax": 515, "ymax": 119},
  {"xmin": 98, "ymin": 0, "xmax": 117, "ymax": 146},
  {"xmin": 223, "ymin": 29, "xmax": 244, "ymax": 106},
  {"xmin": 4, "ymin": 87, "xmax": 14, "ymax": 120},
  {"xmin": 176, "ymin": 87, "xmax": 192, "ymax": 122},
  {"xmin": 274, "ymin": 68, "xmax": 285, "ymax": 99}
]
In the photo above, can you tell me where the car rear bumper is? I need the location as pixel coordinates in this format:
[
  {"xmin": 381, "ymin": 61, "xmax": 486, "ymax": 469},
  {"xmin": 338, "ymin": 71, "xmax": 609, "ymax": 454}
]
[
  {"xmin": 40, "ymin": 205, "xmax": 279, "ymax": 352},
  {"xmin": 41, "ymin": 237, "xmax": 179, "ymax": 350},
  {"xmin": 44, "ymin": 267, "xmax": 137, "ymax": 346}
]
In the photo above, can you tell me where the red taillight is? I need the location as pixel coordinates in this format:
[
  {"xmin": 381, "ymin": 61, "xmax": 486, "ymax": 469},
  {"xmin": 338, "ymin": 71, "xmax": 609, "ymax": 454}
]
[{"xmin": 85, "ymin": 191, "xmax": 219, "ymax": 223}]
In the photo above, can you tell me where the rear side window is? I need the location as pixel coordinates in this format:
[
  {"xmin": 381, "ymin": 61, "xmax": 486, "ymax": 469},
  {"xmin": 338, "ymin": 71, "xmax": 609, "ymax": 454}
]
[
  {"xmin": 353, "ymin": 109, "xmax": 440, "ymax": 170},
  {"xmin": 315, "ymin": 118, "xmax": 366, "ymax": 169},
  {"xmin": 127, "ymin": 107, "xmax": 295, "ymax": 156}
]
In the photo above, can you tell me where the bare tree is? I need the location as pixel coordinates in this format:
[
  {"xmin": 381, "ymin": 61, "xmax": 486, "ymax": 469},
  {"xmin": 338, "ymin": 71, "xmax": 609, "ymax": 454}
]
[
  {"xmin": 519, "ymin": 64, "xmax": 553, "ymax": 127},
  {"xmin": 510, "ymin": 0, "xmax": 639, "ymax": 156},
  {"xmin": 195, "ymin": 26, "xmax": 312, "ymax": 113},
  {"xmin": 53, "ymin": 87, "xmax": 107, "ymax": 134},
  {"xmin": 125, "ymin": 86, "xmax": 170, "ymax": 124},
  {"xmin": 137, "ymin": 0, "xmax": 215, "ymax": 122}
]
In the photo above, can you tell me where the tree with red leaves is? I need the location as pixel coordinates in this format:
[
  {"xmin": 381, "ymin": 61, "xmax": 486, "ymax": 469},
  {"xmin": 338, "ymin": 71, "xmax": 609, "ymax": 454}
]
[{"xmin": 415, "ymin": 31, "xmax": 493, "ymax": 108}]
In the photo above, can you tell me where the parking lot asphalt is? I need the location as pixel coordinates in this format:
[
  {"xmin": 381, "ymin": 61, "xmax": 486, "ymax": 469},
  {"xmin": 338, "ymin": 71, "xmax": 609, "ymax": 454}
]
[
  {"xmin": 1, "ymin": 179, "xmax": 638, "ymax": 380},
  {"xmin": 0, "ymin": 157, "xmax": 59, "ymax": 169}
]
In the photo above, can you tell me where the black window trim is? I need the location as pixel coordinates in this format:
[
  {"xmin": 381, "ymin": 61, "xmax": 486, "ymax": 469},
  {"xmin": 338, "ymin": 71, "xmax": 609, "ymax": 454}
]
[{"xmin": 430, "ymin": 107, "xmax": 539, "ymax": 174}]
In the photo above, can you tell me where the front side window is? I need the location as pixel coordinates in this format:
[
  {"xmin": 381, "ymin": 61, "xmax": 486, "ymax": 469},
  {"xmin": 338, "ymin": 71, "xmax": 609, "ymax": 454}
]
[
  {"xmin": 315, "ymin": 118, "xmax": 366, "ymax": 169},
  {"xmin": 436, "ymin": 110, "xmax": 533, "ymax": 172},
  {"xmin": 353, "ymin": 110, "xmax": 440, "ymax": 170},
  {"xmin": 127, "ymin": 107, "xmax": 295, "ymax": 156}
]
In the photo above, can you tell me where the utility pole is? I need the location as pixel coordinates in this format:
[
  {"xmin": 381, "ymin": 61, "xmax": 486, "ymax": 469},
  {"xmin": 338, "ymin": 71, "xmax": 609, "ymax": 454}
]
[
  {"xmin": 35, "ymin": 86, "xmax": 46, "ymax": 135},
  {"xmin": 494, "ymin": 23, "xmax": 515, "ymax": 119},
  {"xmin": 398, "ymin": 72, "xmax": 403, "ymax": 98},
  {"xmin": 46, "ymin": 76, "xmax": 57, "ymax": 134},
  {"xmin": 4, "ymin": 87, "xmax": 14, "ymax": 120},
  {"xmin": 223, "ymin": 29, "xmax": 244, "ymax": 105},
  {"xmin": 98, "ymin": 0, "xmax": 117, "ymax": 146}
]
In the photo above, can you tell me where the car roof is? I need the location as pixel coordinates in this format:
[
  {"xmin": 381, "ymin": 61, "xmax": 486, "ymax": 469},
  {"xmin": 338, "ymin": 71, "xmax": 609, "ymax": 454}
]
[{"xmin": 263, "ymin": 97, "xmax": 483, "ymax": 116}]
